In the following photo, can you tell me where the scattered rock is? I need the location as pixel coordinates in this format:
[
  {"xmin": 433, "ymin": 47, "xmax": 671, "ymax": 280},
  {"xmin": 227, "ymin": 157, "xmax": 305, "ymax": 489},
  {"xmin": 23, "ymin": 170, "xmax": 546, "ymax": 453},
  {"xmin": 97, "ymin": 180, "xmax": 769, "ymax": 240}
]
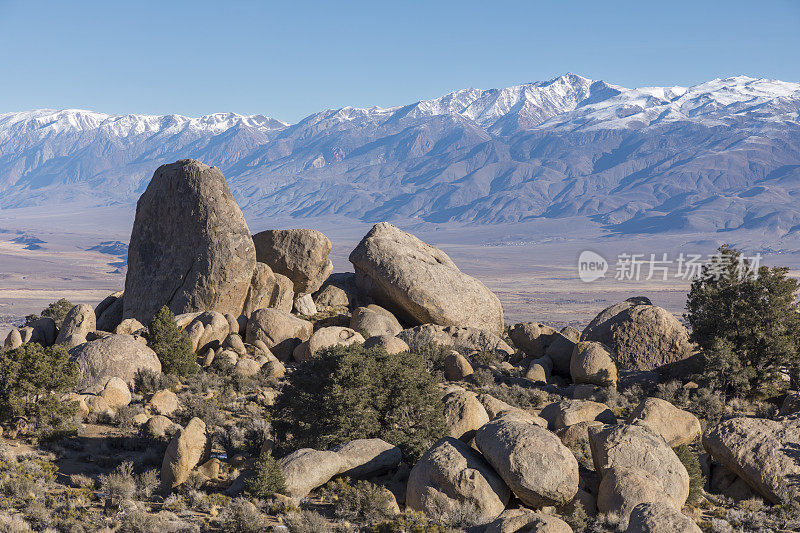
[
  {"xmin": 252, "ymin": 229, "xmax": 334, "ymax": 294},
  {"xmin": 406, "ymin": 437, "xmax": 510, "ymax": 523},
  {"xmin": 245, "ymin": 308, "xmax": 313, "ymax": 361},
  {"xmin": 397, "ymin": 324, "xmax": 513, "ymax": 357},
  {"xmin": 71, "ymin": 334, "xmax": 162, "ymax": 389},
  {"xmin": 545, "ymin": 333, "xmax": 577, "ymax": 375},
  {"xmin": 525, "ymin": 356, "xmax": 552, "ymax": 383},
  {"xmin": 243, "ymin": 262, "xmax": 294, "ymax": 316},
  {"xmin": 560, "ymin": 326, "xmax": 581, "ymax": 343},
  {"xmin": 444, "ymin": 351, "xmax": 473, "ymax": 381},
  {"xmin": 581, "ymin": 297, "xmax": 695, "ymax": 371},
  {"xmin": 146, "ymin": 415, "xmax": 179, "ymax": 438},
  {"xmin": 442, "ymin": 389, "xmax": 489, "ymax": 441},
  {"xmin": 350, "ymin": 222, "xmax": 504, "ymax": 335},
  {"xmin": 293, "ymin": 326, "xmax": 365, "ymax": 362},
  {"xmin": 476, "ymin": 414, "xmax": 579, "ymax": 507},
  {"xmin": 161, "ymin": 417, "xmax": 211, "ymax": 490},
  {"xmin": 30, "ymin": 317, "xmax": 57, "ymax": 346},
  {"xmin": 332, "ymin": 439, "xmax": 402, "ymax": 478},
  {"xmin": 477, "ymin": 394, "xmax": 547, "ymax": 427},
  {"xmin": 222, "ymin": 334, "xmax": 247, "ymax": 356},
  {"xmin": 56, "ymin": 304, "xmax": 96, "ymax": 346},
  {"xmin": 149, "ymin": 390, "xmax": 180, "ymax": 417},
  {"xmin": 185, "ymin": 311, "xmax": 230, "ymax": 353},
  {"xmin": 363, "ymin": 335, "xmax": 409, "ymax": 354},
  {"xmin": 627, "ymin": 501, "xmax": 702, "ymax": 533},
  {"xmin": 703, "ymin": 416, "xmax": 800, "ymax": 504},
  {"xmin": 100, "ymin": 377, "xmax": 131, "ymax": 410},
  {"xmin": 350, "ymin": 305, "xmax": 403, "ymax": 338},
  {"xmin": 3, "ymin": 329, "xmax": 22, "ymax": 351},
  {"xmin": 313, "ymin": 273, "xmax": 355, "ymax": 309},
  {"xmin": 509, "ymin": 322, "xmax": 559, "ymax": 358},
  {"xmin": 627, "ymin": 397, "xmax": 701, "ymax": 447},
  {"xmin": 293, "ymin": 293, "xmax": 317, "ymax": 316},
  {"xmin": 597, "ymin": 466, "xmax": 676, "ymax": 520},
  {"xmin": 124, "ymin": 160, "xmax": 257, "ymax": 324},
  {"xmin": 589, "ymin": 424, "xmax": 689, "ymax": 508},
  {"xmin": 115, "ymin": 318, "xmax": 145, "ymax": 336},
  {"xmin": 570, "ymin": 341, "xmax": 618, "ymax": 387},
  {"xmin": 483, "ymin": 508, "xmax": 572, "ymax": 533},
  {"xmin": 96, "ymin": 291, "xmax": 124, "ymax": 332},
  {"xmin": 279, "ymin": 448, "xmax": 344, "ymax": 498},
  {"xmin": 234, "ymin": 357, "xmax": 263, "ymax": 377},
  {"xmin": 540, "ymin": 399, "xmax": 616, "ymax": 430}
]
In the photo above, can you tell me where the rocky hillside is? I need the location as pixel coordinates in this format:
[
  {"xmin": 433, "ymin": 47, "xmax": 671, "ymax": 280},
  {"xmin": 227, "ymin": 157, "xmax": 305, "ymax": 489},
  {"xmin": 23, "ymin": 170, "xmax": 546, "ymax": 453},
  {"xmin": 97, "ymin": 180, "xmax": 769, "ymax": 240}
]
[
  {"xmin": 2, "ymin": 74, "xmax": 799, "ymax": 236},
  {"xmin": 1, "ymin": 160, "xmax": 798, "ymax": 531}
]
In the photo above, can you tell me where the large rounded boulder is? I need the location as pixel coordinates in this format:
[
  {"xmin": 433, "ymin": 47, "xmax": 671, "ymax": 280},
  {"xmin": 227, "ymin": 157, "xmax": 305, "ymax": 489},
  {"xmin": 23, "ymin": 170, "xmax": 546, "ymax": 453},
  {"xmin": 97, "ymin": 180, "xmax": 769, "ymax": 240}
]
[
  {"xmin": 703, "ymin": 416, "xmax": 800, "ymax": 504},
  {"xmin": 245, "ymin": 308, "xmax": 313, "ymax": 361},
  {"xmin": 124, "ymin": 160, "xmax": 256, "ymax": 324},
  {"xmin": 70, "ymin": 334, "xmax": 162, "ymax": 390},
  {"xmin": 406, "ymin": 437, "xmax": 510, "ymax": 523},
  {"xmin": 475, "ymin": 414, "xmax": 579, "ymax": 507},
  {"xmin": 349, "ymin": 223, "xmax": 504, "ymax": 336},
  {"xmin": 581, "ymin": 297, "xmax": 695, "ymax": 370},
  {"xmin": 627, "ymin": 397, "xmax": 701, "ymax": 447},
  {"xmin": 252, "ymin": 229, "xmax": 334, "ymax": 295},
  {"xmin": 588, "ymin": 424, "xmax": 689, "ymax": 509}
]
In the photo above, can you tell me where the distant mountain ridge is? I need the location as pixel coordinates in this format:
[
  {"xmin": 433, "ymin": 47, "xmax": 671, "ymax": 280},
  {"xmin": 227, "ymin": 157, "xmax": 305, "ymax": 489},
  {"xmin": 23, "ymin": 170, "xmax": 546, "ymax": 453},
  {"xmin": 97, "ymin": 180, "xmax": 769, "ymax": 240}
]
[{"xmin": 1, "ymin": 73, "xmax": 799, "ymax": 236}]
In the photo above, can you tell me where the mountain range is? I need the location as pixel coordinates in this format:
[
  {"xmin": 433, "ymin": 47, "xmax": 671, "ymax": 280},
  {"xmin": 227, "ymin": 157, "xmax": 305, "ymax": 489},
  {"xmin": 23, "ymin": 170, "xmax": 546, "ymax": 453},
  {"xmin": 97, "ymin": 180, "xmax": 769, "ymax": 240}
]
[{"xmin": 1, "ymin": 73, "xmax": 799, "ymax": 236}]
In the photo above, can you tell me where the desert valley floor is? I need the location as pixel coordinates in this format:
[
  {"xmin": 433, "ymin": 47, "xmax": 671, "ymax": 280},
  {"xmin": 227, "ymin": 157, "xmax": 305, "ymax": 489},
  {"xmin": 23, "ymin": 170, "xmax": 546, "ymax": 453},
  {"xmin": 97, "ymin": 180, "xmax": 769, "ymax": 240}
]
[{"xmin": 3, "ymin": 205, "xmax": 799, "ymax": 338}]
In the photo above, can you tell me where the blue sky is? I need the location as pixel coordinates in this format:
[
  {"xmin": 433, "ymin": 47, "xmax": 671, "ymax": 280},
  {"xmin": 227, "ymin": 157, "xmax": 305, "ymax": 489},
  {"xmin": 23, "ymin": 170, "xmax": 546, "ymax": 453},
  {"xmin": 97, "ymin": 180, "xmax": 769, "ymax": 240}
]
[{"xmin": 1, "ymin": 0, "xmax": 798, "ymax": 123}]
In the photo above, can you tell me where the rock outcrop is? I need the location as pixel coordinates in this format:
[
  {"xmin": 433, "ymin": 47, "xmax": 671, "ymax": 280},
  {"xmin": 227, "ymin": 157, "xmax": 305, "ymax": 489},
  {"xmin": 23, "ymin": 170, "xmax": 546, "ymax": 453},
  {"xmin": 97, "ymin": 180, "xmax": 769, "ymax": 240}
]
[
  {"xmin": 406, "ymin": 437, "xmax": 510, "ymax": 523},
  {"xmin": 70, "ymin": 334, "xmax": 162, "ymax": 389},
  {"xmin": 124, "ymin": 160, "xmax": 256, "ymax": 324},
  {"xmin": 581, "ymin": 297, "xmax": 694, "ymax": 370},
  {"xmin": 252, "ymin": 229, "xmax": 334, "ymax": 295},
  {"xmin": 350, "ymin": 223, "xmax": 504, "ymax": 335}
]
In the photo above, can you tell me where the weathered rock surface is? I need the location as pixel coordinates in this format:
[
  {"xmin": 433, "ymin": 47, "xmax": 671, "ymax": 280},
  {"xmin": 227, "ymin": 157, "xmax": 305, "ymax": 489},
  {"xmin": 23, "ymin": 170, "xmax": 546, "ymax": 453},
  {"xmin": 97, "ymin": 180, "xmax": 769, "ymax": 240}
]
[
  {"xmin": 313, "ymin": 272, "xmax": 357, "ymax": 309},
  {"xmin": 31, "ymin": 317, "xmax": 57, "ymax": 346},
  {"xmin": 627, "ymin": 501, "xmax": 702, "ymax": 533},
  {"xmin": 509, "ymin": 322, "xmax": 559, "ymax": 358},
  {"xmin": 161, "ymin": 417, "xmax": 211, "ymax": 489},
  {"xmin": 442, "ymin": 389, "xmax": 489, "ymax": 441},
  {"xmin": 243, "ymin": 262, "xmax": 294, "ymax": 316},
  {"xmin": 483, "ymin": 508, "xmax": 573, "ymax": 533},
  {"xmin": 115, "ymin": 318, "xmax": 145, "ymax": 336},
  {"xmin": 597, "ymin": 466, "xmax": 676, "ymax": 520},
  {"xmin": 56, "ymin": 304, "xmax": 96, "ymax": 346},
  {"xmin": 350, "ymin": 223, "xmax": 504, "ymax": 335},
  {"xmin": 703, "ymin": 416, "xmax": 800, "ymax": 504},
  {"xmin": 149, "ymin": 389, "xmax": 180, "ymax": 416},
  {"xmin": 331, "ymin": 439, "xmax": 402, "ymax": 478},
  {"xmin": 245, "ymin": 308, "xmax": 313, "ymax": 361},
  {"xmin": 350, "ymin": 305, "xmax": 403, "ymax": 338},
  {"xmin": 444, "ymin": 351, "xmax": 474, "ymax": 381},
  {"xmin": 477, "ymin": 394, "xmax": 548, "ymax": 427},
  {"xmin": 252, "ymin": 229, "xmax": 333, "ymax": 294},
  {"xmin": 96, "ymin": 291, "xmax": 124, "ymax": 332},
  {"xmin": 363, "ymin": 335, "xmax": 409, "ymax": 354},
  {"xmin": 293, "ymin": 326, "xmax": 365, "ymax": 362},
  {"xmin": 406, "ymin": 437, "xmax": 510, "ymax": 523},
  {"xmin": 124, "ymin": 160, "xmax": 256, "ymax": 324},
  {"xmin": 589, "ymin": 424, "xmax": 689, "ymax": 508},
  {"xmin": 3, "ymin": 329, "xmax": 22, "ymax": 350},
  {"xmin": 570, "ymin": 341, "xmax": 618, "ymax": 387},
  {"xmin": 70, "ymin": 334, "xmax": 162, "ymax": 389},
  {"xmin": 541, "ymin": 399, "xmax": 616, "ymax": 430},
  {"xmin": 627, "ymin": 397, "xmax": 701, "ymax": 447},
  {"xmin": 100, "ymin": 377, "xmax": 131, "ymax": 410},
  {"xmin": 185, "ymin": 311, "xmax": 230, "ymax": 353},
  {"xmin": 293, "ymin": 293, "xmax": 317, "ymax": 316},
  {"xmin": 397, "ymin": 324, "xmax": 513, "ymax": 357},
  {"xmin": 476, "ymin": 414, "xmax": 579, "ymax": 507},
  {"xmin": 279, "ymin": 448, "xmax": 344, "ymax": 498},
  {"xmin": 581, "ymin": 297, "xmax": 695, "ymax": 370}
]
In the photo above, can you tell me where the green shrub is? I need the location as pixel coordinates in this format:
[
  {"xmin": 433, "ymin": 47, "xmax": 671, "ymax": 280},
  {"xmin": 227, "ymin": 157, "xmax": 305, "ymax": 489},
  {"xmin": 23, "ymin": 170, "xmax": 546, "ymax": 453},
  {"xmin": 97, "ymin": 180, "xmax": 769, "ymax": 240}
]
[
  {"xmin": 147, "ymin": 306, "xmax": 197, "ymax": 377},
  {"xmin": 0, "ymin": 342, "xmax": 78, "ymax": 428},
  {"xmin": 273, "ymin": 344, "xmax": 445, "ymax": 462},
  {"xmin": 25, "ymin": 298, "xmax": 74, "ymax": 328},
  {"xmin": 217, "ymin": 498, "xmax": 266, "ymax": 533},
  {"xmin": 245, "ymin": 451, "xmax": 286, "ymax": 498},
  {"xmin": 324, "ymin": 478, "xmax": 396, "ymax": 523},
  {"xmin": 685, "ymin": 245, "xmax": 800, "ymax": 396},
  {"xmin": 675, "ymin": 445, "xmax": 704, "ymax": 504},
  {"xmin": 370, "ymin": 510, "xmax": 448, "ymax": 533}
]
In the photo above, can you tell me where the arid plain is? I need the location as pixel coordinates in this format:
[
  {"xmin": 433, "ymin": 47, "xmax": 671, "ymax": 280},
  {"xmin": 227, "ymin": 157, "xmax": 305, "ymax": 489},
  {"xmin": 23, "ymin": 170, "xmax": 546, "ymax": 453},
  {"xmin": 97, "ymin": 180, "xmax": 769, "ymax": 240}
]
[{"xmin": 3, "ymin": 204, "xmax": 798, "ymax": 339}]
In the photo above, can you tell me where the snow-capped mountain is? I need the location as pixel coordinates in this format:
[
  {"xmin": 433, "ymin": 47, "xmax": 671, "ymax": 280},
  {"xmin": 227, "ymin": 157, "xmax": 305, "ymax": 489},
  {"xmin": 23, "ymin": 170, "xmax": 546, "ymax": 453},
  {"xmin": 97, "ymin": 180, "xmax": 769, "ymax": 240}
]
[{"xmin": 1, "ymin": 74, "xmax": 799, "ymax": 236}]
